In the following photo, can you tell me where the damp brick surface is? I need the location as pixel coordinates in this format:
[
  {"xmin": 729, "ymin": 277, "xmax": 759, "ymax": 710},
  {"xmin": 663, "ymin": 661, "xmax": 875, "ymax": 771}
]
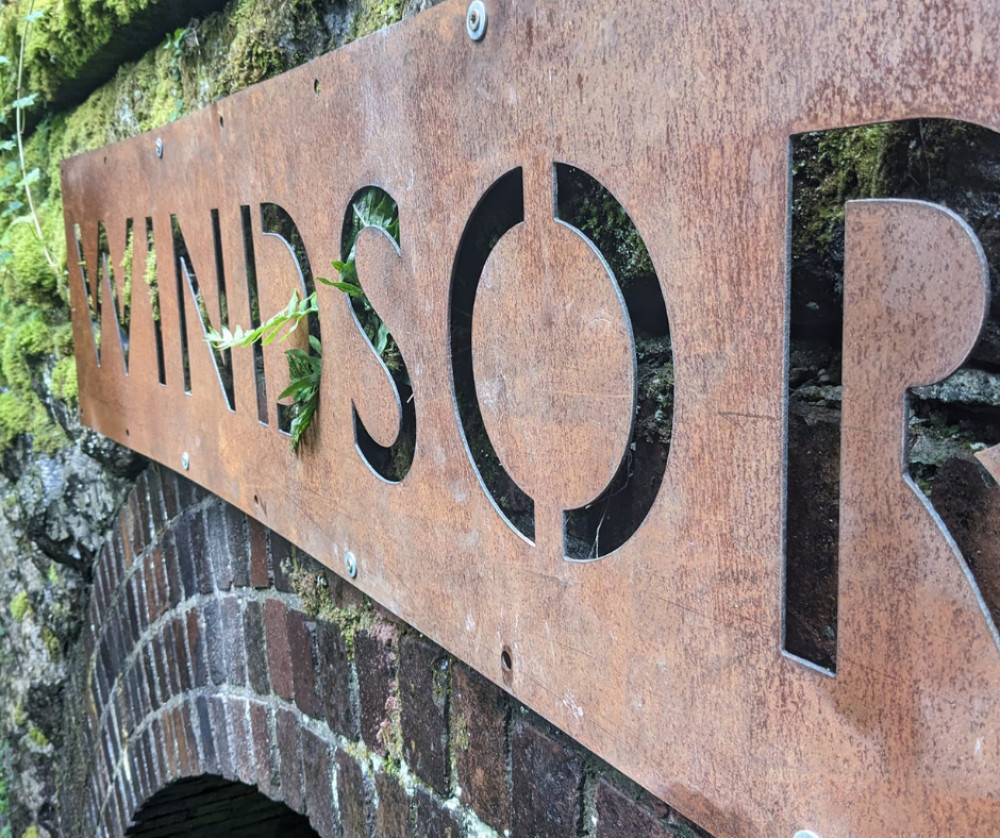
[{"xmin": 58, "ymin": 463, "xmax": 712, "ymax": 837}]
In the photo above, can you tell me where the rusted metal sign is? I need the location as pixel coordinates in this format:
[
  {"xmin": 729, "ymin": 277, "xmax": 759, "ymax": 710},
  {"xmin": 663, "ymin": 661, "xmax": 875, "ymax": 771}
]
[{"xmin": 61, "ymin": 0, "xmax": 1000, "ymax": 834}]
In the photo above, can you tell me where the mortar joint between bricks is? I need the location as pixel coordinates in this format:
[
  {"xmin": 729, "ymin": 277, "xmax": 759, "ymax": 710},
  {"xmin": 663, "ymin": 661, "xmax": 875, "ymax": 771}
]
[{"xmin": 89, "ymin": 569, "xmax": 310, "ymax": 729}]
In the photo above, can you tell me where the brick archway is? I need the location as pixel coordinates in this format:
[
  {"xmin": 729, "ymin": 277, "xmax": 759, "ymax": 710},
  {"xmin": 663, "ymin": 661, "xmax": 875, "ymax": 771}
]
[
  {"xmin": 126, "ymin": 776, "xmax": 319, "ymax": 836},
  {"xmin": 54, "ymin": 464, "xmax": 707, "ymax": 838},
  {"xmin": 56, "ymin": 465, "xmax": 351, "ymax": 837}
]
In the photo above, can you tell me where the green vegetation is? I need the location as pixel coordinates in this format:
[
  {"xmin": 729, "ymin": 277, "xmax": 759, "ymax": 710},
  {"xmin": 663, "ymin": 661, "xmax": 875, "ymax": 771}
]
[
  {"xmin": 287, "ymin": 559, "xmax": 380, "ymax": 660},
  {"xmin": 791, "ymin": 124, "xmax": 896, "ymax": 264},
  {"xmin": 208, "ymin": 189, "xmax": 401, "ymax": 450},
  {"xmin": 8, "ymin": 592, "xmax": 28, "ymax": 623},
  {"xmin": 351, "ymin": 0, "xmax": 405, "ymax": 41},
  {"xmin": 0, "ymin": 0, "xmax": 414, "ymax": 460},
  {"xmin": 208, "ymin": 291, "xmax": 326, "ymax": 449},
  {"xmin": 559, "ymin": 176, "xmax": 656, "ymax": 290},
  {"xmin": 39, "ymin": 626, "xmax": 59, "ymax": 659},
  {"xmin": 0, "ymin": 0, "xmax": 207, "ymax": 107},
  {"xmin": 0, "ymin": 744, "xmax": 9, "ymax": 838},
  {"xmin": 636, "ymin": 357, "xmax": 674, "ymax": 446},
  {"xmin": 451, "ymin": 710, "xmax": 470, "ymax": 750},
  {"xmin": 0, "ymin": 4, "xmax": 73, "ymax": 454},
  {"xmin": 49, "ymin": 356, "xmax": 76, "ymax": 405},
  {"xmin": 24, "ymin": 727, "xmax": 47, "ymax": 749},
  {"xmin": 331, "ymin": 189, "xmax": 403, "ymax": 367}
]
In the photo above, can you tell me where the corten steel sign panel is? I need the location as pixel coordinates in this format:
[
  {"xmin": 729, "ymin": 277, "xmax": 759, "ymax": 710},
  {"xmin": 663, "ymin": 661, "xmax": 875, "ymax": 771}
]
[{"xmin": 60, "ymin": 0, "xmax": 1000, "ymax": 834}]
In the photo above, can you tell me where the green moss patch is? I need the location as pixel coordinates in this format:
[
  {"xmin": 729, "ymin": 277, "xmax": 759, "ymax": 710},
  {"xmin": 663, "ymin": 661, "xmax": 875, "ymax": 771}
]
[
  {"xmin": 3, "ymin": 0, "xmax": 229, "ymax": 108},
  {"xmin": 25, "ymin": 726, "xmax": 48, "ymax": 748},
  {"xmin": 351, "ymin": 0, "xmax": 405, "ymax": 41},
  {"xmin": 791, "ymin": 123, "xmax": 897, "ymax": 263},
  {"xmin": 8, "ymin": 592, "xmax": 30, "ymax": 623},
  {"xmin": 50, "ymin": 356, "xmax": 77, "ymax": 404},
  {"xmin": 0, "ymin": 0, "xmax": 422, "ymax": 462}
]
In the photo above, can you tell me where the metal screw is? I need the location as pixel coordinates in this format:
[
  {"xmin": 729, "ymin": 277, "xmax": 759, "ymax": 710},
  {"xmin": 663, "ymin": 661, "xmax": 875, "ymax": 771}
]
[
  {"xmin": 155, "ymin": 138, "xmax": 163, "ymax": 158},
  {"xmin": 344, "ymin": 551, "xmax": 358, "ymax": 579},
  {"xmin": 181, "ymin": 451, "xmax": 189, "ymax": 470},
  {"xmin": 466, "ymin": 0, "xmax": 487, "ymax": 41}
]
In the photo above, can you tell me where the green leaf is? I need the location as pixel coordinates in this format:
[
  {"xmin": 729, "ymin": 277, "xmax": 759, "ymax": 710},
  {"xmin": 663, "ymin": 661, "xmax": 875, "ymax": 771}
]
[
  {"xmin": 0, "ymin": 140, "xmax": 15, "ymax": 152},
  {"xmin": 278, "ymin": 381, "xmax": 305, "ymax": 400},
  {"xmin": 327, "ymin": 280, "xmax": 363, "ymax": 298},
  {"xmin": 23, "ymin": 9, "xmax": 45, "ymax": 22},
  {"xmin": 1, "ymin": 200, "xmax": 24, "ymax": 219},
  {"xmin": 259, "ymin": 323, "xmax": 287, "ymax": 345},
  {"xmin": 332, "ymin": 259, "xmax": 358, "ymax": 285},
  {"xmin": 16, "ymin": 168, "xmax": 41, "ymax": 189},
  {"xmin": 11, "ymin": 94, "xmax": 38, "ymax": 110},
  {"xmin": 288, "ymin": 398, "xmax": 317, "ymax": 449}
]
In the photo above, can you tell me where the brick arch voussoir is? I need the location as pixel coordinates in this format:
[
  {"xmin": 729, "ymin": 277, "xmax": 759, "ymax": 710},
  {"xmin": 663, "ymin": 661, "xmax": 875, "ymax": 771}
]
[{"xmin": 60, "ymin": 465, "xmax": 340, "ymax": 838}]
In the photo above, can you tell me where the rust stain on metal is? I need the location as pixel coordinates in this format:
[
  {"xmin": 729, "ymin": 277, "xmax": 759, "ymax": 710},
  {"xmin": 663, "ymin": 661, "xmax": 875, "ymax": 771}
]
[{"xmin": 60, "ymin": 1, "xmax": 1000, "ymax": 835}]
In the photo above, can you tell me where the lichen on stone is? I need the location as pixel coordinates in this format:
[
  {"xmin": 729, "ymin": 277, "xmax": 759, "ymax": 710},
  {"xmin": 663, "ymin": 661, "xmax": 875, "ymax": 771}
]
[
  {"xmin": 8, "ymin": 593, "xmax": 29, "ymax": 623},
  {"xmin": 451, "ymin": 709, "xmax": 470, "ymax": 751},
  {"xmin": 24, "ymin": 726, "xmax": 47, "ymax": 750}
]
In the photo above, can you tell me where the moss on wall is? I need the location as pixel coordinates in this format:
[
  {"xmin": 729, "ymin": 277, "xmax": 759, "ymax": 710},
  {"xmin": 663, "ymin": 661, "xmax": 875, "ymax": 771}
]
[
  {"xmin": 48, "ymin": 357, "xmax": 76, "ymax": 405},
  {"xmin": 0, "ymin": 115, "xmax": 75, "ymax": 452},
  {"xmin": 0, "ymin": 0, "xmax": 418, "ymax": 455},
  {"xmin": 351, "ymin": 0, "xmax": 405, "ymax": 40},
  {"xmin": 1, "ymin": 0, "xmax": 229, "ymax": 108}
]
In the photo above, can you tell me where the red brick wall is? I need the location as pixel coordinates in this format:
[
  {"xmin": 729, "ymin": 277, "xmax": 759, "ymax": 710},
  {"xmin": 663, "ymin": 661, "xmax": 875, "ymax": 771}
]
[{"xmin": 56, "ymin": 464, "xmax": 711, "ymax": 837}]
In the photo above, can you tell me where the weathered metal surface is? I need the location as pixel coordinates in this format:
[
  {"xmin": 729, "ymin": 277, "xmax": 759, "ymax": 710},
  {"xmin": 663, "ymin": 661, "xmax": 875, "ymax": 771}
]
[
  {"xmin": 976, "ymin": 441, "xmax": 1000, "ymax": 485},
  {"xmin": 473, "ymin": 203, "xmax": 635, "ymax": 540},
  {"xmin": 60, "ymin": 1, "xmax": 1000, "ymax": 834}
]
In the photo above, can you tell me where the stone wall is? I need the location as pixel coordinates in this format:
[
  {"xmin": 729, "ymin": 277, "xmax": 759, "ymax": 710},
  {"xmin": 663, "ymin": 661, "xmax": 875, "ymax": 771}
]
[{"xmin": 57, "ymin": 464, "xmax": 709, "ymax": 838}]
